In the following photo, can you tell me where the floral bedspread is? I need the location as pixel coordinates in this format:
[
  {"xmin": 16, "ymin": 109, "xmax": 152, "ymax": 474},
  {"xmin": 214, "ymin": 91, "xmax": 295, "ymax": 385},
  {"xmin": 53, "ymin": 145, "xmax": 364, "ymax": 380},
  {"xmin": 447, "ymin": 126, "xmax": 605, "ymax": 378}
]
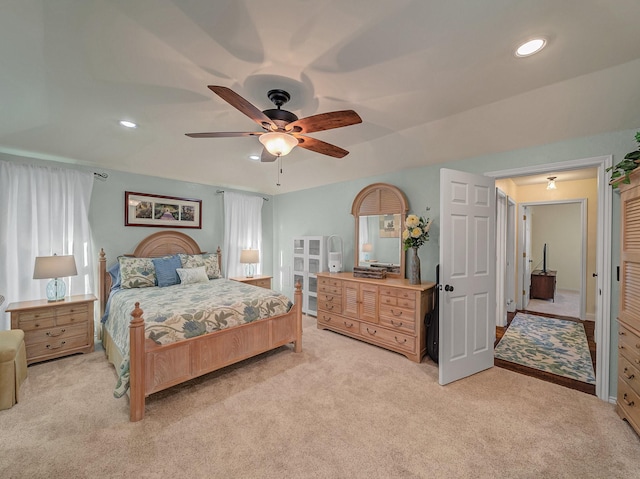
[{"xmin": 104, "ymin": 279, "xmax": 293, "ymax": 397}]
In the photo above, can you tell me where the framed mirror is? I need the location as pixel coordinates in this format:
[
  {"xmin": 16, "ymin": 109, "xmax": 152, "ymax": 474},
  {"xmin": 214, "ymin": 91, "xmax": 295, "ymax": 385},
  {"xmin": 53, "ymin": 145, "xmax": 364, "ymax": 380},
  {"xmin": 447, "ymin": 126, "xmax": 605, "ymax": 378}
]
[{"xmin": 351, "ymin": 183, "xmax": 409, "ymax": 278}]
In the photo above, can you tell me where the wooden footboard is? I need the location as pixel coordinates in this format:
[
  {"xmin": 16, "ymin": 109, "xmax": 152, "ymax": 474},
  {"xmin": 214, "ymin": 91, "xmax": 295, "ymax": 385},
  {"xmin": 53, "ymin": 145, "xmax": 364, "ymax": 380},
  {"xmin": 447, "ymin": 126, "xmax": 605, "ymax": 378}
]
[{"xmin": 128, "ymin": 284, "xmax": 302, "ymax": 421}]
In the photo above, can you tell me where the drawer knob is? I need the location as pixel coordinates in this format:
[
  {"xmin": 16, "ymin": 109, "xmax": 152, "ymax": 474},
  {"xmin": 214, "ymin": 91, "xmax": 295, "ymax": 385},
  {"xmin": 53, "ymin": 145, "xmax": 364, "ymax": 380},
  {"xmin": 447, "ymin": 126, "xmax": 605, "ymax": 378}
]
[
  {"xmin": 46, "ymin": 341, "xmax": 66, "ymax": 350},
  {"xmin": 343, "ymin": 321, "xmax": 354, "ymax": 329},
  {"xmin": 366, "ymin": 328, "xmax": 377, "ymax": 336},
  {"xmin": 46, "ymin": 329, "xmax": 66, "ymax": 337},
  {"xmin": 623, "ymin": 393, "xmax": 635, "ymax": 407},
  {"xmin": 620, "ymin": 331, "xmax": 627, "ymax": 336},
  {"xmin": 394, "ymin": 336, "xmax": 407, "ymax": 344},
  {"xmin": 624, "ymin": 367, "xmax": 635, "ymax": 380}
]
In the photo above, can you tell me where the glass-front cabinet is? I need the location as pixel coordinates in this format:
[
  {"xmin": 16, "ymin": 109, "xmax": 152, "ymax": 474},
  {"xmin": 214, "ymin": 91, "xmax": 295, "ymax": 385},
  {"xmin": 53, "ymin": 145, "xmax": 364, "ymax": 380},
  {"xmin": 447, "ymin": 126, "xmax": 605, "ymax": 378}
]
[{"xmin": 292, "ymin": 236, "xmax": 327, "ymax": 316}]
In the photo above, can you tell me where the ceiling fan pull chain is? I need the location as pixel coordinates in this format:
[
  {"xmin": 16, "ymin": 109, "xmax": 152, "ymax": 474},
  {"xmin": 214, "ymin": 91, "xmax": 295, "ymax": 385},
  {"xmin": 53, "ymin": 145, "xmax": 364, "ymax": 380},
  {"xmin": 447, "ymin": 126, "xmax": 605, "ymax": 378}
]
[{"xmin": 276, "ymin": 156, "xmax": 282, "ymax": 187}]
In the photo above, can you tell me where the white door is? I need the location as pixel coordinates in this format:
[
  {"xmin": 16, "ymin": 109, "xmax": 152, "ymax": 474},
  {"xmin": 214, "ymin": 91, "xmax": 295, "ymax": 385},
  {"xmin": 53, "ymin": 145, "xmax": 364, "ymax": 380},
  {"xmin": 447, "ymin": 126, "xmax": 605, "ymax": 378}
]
[
  {"xmin": 439, "ymin": 168, "xmax": 496, "ymax": 385},
  {"xmin": 520, "ymin": 205, "xmax": 533, "ymax": 308}
]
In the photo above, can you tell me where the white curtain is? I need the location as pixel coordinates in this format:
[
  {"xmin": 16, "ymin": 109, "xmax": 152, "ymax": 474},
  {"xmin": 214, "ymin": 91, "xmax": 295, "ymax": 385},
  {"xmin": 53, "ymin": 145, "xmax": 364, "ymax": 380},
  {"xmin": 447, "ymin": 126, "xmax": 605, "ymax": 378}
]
[
  {"xmin": 223, "ymin": 192, "xmax": 264, "ymax": 278},
  {"xmin": 0, "ymin": 161, "xmax": 94, "ymax": 330}
]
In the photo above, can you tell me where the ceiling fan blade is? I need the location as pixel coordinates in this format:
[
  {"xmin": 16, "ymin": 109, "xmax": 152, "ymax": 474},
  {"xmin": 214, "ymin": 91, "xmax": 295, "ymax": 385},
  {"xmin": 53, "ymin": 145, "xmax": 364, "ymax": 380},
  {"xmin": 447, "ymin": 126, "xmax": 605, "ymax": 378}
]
[
  {"xmin": 286, "ymin": 110, "xmax": 362, "ymax": 134},
  {"xmin": 185, "ymin": 132, "xmax": 262, "ymax": 138},
  {"xmin": 208, "ymin": 86, "xmax": 276, "ymax": 130},
  {"xmin": 294, "ymin": 135, "xmax": 349, "ymax": 158},
  {"xmin": 261, "ymin": 148, "xmax": 277, "ymax": 162}
]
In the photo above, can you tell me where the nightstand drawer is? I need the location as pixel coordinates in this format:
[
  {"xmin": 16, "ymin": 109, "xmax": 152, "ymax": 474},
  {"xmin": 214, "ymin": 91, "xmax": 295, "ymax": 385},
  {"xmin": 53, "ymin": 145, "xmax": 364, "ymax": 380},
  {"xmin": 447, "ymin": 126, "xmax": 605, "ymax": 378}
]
[
  {"xmin": 26, "ymin": 333, "xmax": 90, "ymax": 359},
  {"xmin": 17, "ymin": 309, "xmax": 55, "ymax": 322},
  {"xmin": 251, "ymin": 278, "xmax": 271, "ymax": 289},
  {"xmin": 24, "ymin": 322, "xmax": 88, "ymax": 346},
  {"xmin": 18, "ymin": 317, "xmax": 56, "ymax": 331}
]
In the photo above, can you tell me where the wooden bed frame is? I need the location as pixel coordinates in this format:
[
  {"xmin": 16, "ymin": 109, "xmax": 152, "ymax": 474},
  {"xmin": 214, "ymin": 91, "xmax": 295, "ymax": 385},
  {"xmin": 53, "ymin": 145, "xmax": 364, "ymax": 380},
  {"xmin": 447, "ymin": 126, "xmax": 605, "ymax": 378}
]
[{"xmin": 98, "ymin": 231, "xmax": 302, "ymax": 422}]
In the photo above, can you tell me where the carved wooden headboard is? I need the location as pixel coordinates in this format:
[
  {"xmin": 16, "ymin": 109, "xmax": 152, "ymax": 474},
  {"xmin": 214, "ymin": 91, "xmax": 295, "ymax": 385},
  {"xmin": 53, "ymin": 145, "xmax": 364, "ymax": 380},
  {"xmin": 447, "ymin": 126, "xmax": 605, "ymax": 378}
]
[{"xmin": 98, "ymin": 231, "xmax": 221, "ymax": 317}]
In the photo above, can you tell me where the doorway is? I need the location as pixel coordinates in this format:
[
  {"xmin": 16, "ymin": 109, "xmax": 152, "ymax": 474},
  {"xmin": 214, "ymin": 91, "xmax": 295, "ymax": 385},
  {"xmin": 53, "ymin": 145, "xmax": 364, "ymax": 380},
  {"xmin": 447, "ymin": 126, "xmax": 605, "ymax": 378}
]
[{"xmin": 486, "ymin": 155, "xmax": 612, "ymax": 401}]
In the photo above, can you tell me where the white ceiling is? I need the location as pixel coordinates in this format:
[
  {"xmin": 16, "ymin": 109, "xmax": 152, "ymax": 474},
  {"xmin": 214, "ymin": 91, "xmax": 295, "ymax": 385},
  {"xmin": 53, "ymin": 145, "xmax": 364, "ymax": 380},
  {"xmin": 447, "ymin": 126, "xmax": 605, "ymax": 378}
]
[{"xmin": 2, "ymin": 0, "xmax": 640, "ymax": 195}]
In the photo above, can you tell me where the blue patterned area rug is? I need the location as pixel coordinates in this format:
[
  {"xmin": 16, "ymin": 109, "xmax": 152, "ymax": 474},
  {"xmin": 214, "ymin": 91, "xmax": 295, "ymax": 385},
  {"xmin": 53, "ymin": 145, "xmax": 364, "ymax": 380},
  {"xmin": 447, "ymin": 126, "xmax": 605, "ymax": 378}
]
[{"xmin": 494, "ymin": 312, "xmax": 595, "ymax": 384}]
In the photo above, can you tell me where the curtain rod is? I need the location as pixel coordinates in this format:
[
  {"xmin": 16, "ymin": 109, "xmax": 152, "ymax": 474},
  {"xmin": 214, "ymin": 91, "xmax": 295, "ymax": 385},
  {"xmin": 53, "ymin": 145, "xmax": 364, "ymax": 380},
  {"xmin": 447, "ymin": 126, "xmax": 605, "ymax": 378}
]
[
  {"xmin": 216, "ymin": 189, "xmax": 269, "ymax": 201},
  {"xmin": 93, "ymin": 172, "xmax": 108, "ymax": 179}
]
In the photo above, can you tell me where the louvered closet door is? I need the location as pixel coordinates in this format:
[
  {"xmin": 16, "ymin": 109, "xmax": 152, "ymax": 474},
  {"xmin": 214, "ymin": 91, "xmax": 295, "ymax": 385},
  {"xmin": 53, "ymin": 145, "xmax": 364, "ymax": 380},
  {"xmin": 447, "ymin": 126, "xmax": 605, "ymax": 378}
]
[{"xmin": 621, "ymin": 186, "xmax": 640, "ymax": 330}]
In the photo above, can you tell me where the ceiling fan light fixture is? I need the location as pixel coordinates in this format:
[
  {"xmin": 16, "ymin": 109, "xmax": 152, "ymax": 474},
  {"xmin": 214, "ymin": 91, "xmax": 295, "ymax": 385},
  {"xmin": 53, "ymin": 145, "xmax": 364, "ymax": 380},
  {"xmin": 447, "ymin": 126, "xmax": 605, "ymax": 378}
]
[
  {"xmin": 259, "ymin": 132, "xmax": 298, "ymax": 157},
  {"xmin": 546, "ymin": 176, "xmax": 557, "ymax": 190}
]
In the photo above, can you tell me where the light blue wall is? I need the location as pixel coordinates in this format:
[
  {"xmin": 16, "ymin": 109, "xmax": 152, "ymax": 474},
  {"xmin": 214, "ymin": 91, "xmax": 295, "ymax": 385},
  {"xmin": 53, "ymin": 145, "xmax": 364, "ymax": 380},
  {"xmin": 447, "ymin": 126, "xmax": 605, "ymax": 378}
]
[
  {"xmin": 273, "ymin": 127, "xmax": 639, "ymax": 397},
  {"xmin": 0, "ymin": 154, "xmax": 274, "ymax": 277}
]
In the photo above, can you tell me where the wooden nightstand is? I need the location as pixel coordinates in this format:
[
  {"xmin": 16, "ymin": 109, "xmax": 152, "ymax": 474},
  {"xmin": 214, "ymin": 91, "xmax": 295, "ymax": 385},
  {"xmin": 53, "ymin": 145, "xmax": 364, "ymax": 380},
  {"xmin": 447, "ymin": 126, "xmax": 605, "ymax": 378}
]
[
  {"xmin": 6, "ymin": 294, "xmax": 97, "ymax": 365},
  {"xmin": 230, "ymin": 275, "xmax": 272, "ymax": 289}
]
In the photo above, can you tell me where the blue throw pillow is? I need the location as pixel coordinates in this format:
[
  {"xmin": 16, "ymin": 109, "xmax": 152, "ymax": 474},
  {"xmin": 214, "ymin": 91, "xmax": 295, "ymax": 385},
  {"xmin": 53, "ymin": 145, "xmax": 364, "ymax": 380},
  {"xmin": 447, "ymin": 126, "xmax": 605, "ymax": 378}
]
[
  {"xmin": 152, "ymin": 255, "xmax": 182, "ymax": 287},
  {"xmin": 108, "ymin": 261, "xmax": 121, "ymax": 291}
]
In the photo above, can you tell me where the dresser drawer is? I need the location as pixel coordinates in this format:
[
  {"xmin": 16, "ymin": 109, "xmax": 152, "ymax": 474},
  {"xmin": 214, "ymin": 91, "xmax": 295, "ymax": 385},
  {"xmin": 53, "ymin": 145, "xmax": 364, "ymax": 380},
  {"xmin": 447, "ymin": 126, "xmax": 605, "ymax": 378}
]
[
  {"xmin": 319, "ymin": 277, "xmax": 342, "ymax": 288},
  {"xmin": 17, "ymin": 316, "xmax": 56, "ymax": 331},
  {"xmin": 379, "ymin": 304, "xmax": 416, "ymax": 323},
  {"xmin": 26, "ymin": 333, "xmax": 90, "ymax": 359},
  {"xmin": 379, "ymin": 313, "xmax": 415, "ymax": 334},
  {"xmin": 24, "ymin": 322, "xmax": 88, "ymax": 346},
  {"xmin": 618, "ymin": 378, "xmax": 640, "ymax": 428},
  {"xmin": 618, "ymin": 324, "xmax": 640, "ymax": 365},
  {"xmin": 318, "ymin": 284, "xmax": 341, "ymax": 295},
  {"xmin": 16, "ymin": 308, "xmax": 55, "ymax": 322},
  {"xmin": 619, "ymin": 355, "xmax": 640, "ymax": 396},
  {"xmin": 359, "ymin": 323, "xmax": 416, "ymax": 353},
  {"xmin": 318, "ymin": 313, "xmax": 359, "ymax": 334},
  {"xmin": 55, "ymin": 304, "xmax": 88, "ymax": 316},
  {"xmin": 379, "ymin": 286, "xmax": 414, "ymax": 300},
  {"xmin": 251, "ymin": 278, "xmax": 272, "ymax": 289},
  {"xmin": 318, "ymin": 300, "xmax": 341, "ymax": 313}
]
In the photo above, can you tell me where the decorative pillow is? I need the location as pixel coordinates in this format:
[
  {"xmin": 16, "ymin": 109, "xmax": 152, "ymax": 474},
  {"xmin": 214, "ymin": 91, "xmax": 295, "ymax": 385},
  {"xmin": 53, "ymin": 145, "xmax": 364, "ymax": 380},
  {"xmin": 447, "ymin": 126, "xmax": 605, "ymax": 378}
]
[
  {"xmin": 119, "ymin": 256, "xmax": 156, "ymax": 289},
  {"xmin": 176, "ymin": 266, "xmax": 209, "ymax": 285},
  {"xmin": 178, "ymin": 253, "xmax": 205, "ymax": 269},
  {"xmin": 152, "ymin": 255, "xmax": 182, "ymax": 287},
  {"xmin": 179, "ymin": 253, "xmax": 221, "ymax": 279},
  {"xmin": 108, "ymin": 262, "xmax": 121, "ymax": 291},
  {"xmin": 202, "ymin": 253, "xmax": 221, "ymax": 279}
]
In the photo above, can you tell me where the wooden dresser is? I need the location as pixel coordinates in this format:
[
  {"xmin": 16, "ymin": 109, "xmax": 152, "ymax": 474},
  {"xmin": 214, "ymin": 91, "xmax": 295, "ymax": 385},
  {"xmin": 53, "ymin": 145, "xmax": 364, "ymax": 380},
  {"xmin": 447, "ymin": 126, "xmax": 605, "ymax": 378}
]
[
  {"xmin": 316, "ymin": 272, "xmax": 435, "ymax": 362},
  {"xmin": 616, "ymin": 170, "xmax": 640, "ymax": 435},
  {"xmin": 6, "ymin": 294, "xmax": 96, "ymax": 365},
  {"xmin": 530, "ymin": 270, "xmax": 557, "ymax": 301}
]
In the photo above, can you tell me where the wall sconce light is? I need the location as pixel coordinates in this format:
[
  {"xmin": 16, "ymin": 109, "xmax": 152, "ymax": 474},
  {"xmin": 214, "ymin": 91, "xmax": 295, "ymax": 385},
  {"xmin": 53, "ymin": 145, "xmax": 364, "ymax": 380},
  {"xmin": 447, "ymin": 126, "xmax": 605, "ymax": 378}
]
[
  {"xmin": 240, "ymin": 249, "xmax": 260, "ymax": 278},
  {"xmin": 546, "ymin": 176, "xmax": 557, "ymax": 190},
  {"xmin": 33, "ymin": 254, "xmax": 78, "ymax": 301}
]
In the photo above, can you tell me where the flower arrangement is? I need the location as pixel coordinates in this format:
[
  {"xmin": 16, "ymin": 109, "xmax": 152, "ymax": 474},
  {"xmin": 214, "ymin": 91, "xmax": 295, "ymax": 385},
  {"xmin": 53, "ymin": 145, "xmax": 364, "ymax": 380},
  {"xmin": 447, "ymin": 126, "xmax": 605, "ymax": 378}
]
[{"xmin": 402, "ymin": 214, "xmax": 432, "ymax": 250}]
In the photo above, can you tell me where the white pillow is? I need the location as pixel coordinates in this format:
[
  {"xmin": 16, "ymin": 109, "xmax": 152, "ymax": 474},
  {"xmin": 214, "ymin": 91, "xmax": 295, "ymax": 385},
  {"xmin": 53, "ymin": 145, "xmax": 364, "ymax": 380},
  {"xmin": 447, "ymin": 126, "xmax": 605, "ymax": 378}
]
[{"xmin": 176, "ymin": 266, "xmax": 209, "ymax": 285}]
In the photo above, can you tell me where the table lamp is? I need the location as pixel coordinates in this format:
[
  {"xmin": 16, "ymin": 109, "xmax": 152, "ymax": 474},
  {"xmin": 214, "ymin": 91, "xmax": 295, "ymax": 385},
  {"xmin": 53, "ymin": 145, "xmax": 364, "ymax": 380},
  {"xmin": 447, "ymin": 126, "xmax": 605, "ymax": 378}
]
[
  {"xmin": 239, "ymin": 249, "xmax": 259, "ymax": 278},
  {"xmin": 362, "ymin": 243, "xmax": 373, "ymax": 261},
  {"xmin": 33, "ymin": 254, "xmax": 78, "ymax": 302}
]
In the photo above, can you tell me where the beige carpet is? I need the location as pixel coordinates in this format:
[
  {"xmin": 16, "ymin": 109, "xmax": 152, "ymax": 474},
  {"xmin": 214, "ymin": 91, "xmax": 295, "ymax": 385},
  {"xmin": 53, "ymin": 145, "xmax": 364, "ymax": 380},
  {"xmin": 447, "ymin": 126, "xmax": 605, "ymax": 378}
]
[
  {"xmin": 1, "ymin": 316, "xmax": 638, "ymax": 479},
  {"xmin": 527, "ymin": 289, "xmax": 580, "ymax": 318}
]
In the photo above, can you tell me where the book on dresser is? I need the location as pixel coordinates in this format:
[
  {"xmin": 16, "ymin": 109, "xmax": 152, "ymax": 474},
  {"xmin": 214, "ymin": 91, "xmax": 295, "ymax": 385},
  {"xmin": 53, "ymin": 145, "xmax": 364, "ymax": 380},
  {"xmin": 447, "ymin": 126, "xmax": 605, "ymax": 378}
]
[{"xmin": 316, "ymin": 272, "xmax": 435, "ymax": 362}]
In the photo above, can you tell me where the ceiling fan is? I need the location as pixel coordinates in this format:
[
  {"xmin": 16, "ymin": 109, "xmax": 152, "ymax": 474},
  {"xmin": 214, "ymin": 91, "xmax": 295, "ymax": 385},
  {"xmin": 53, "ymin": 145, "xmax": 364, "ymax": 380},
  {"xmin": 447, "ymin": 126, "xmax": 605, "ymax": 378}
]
[{"xmin": 186, "ymin": 86, "xmax": 362, "ymax": 162}]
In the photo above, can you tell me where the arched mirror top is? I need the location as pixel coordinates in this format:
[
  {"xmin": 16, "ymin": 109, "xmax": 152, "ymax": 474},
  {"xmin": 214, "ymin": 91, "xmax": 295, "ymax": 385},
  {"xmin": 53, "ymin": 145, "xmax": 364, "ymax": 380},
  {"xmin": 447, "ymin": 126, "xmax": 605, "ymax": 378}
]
[
  {"xmin": 351, "ymin": 183, "xmax": 409, "ymax": 279},
  {"xmin": 351, "ymin": 183, "xmax": 408, "ymax": 217}
]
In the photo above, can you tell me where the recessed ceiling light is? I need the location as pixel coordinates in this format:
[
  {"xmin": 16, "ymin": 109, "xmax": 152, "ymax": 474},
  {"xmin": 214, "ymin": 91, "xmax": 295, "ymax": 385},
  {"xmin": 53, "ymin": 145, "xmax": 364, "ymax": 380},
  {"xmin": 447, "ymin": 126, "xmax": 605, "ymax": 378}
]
[
  {"xmin": 249, "ymin": 155, "xmax": 260, "ymax": 161},
  {"xmin": 119, "ymin": 120, "xmax": 137, "ymax": 128},
  {"xmin": 515, "ymin": 38, "xmax": 546, "ymax": 57}
]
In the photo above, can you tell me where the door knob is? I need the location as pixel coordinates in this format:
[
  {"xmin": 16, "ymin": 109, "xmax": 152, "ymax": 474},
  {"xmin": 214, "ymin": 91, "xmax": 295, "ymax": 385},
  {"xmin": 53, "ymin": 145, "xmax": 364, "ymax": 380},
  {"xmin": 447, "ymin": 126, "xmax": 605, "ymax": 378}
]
[
  {"xmin": 592, "ymin": 273, "xmax": 598, "ymax": 277},
  {"xmin": 444, "ymin": 284, "xmax": 454, "ymax": 292}
]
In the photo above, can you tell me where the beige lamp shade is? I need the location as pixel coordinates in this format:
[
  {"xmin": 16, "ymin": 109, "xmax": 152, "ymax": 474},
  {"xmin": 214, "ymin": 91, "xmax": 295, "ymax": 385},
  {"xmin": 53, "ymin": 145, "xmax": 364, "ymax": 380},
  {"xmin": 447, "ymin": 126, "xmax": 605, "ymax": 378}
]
[
  {"xmin": 240, "ymin": 249, "xmax": 260, "ymax": 264},
  {"xmin": 33, "ymin": 255, "xmax": 77, "ymax": 279},
  {"xmin": 33, "ymin": 254, "xmax": 77, "ymax": 302},
  {"xmin": 362, "ymin": 243, "xmax": 374, "ymax": 253}
]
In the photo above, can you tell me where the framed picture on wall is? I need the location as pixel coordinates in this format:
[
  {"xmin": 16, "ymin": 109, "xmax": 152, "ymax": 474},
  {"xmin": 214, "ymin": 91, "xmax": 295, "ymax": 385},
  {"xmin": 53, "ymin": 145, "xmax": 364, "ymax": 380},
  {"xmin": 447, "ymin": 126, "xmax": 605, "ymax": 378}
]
[
  {"xmin": 379, "ymin": 214, "xmax": 400, "ymax": 238},
  {"xmin": 125, "ymin": 191, "xmax": 202, "ymax": 228}
]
